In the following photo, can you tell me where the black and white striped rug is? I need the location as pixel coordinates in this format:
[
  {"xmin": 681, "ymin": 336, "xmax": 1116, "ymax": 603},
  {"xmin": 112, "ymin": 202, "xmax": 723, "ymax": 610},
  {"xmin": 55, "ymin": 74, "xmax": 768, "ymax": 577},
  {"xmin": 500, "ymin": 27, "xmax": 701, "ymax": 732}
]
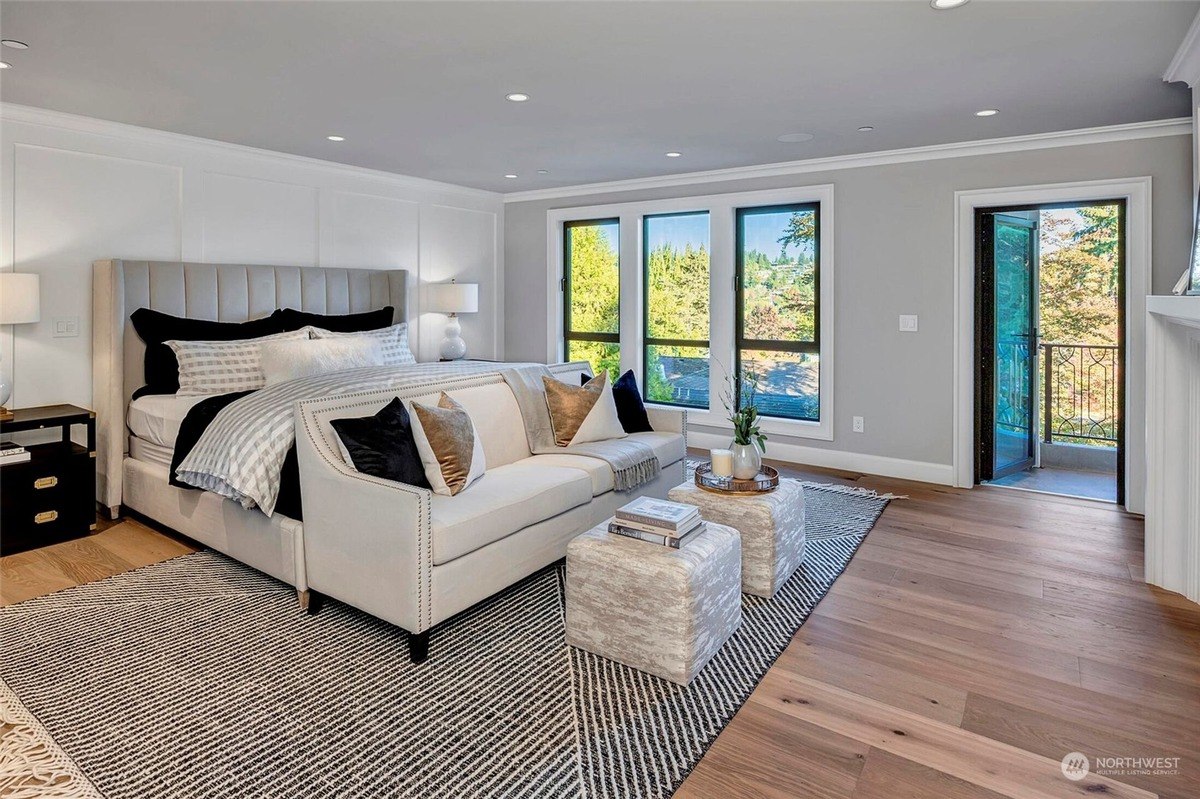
[{"xmin": 0, "ymin": 482, "xmax": 889, "ymax": 799}]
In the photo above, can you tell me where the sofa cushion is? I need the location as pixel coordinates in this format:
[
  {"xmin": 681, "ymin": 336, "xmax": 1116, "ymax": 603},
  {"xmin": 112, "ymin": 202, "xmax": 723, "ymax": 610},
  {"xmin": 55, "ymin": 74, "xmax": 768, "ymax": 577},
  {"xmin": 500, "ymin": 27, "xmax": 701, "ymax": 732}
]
[
  {"xmin": 626, "ymin": 431, "xmax": 686, "ymax": 468},
  {"xmin": 430, "ymin": 463, "xmax": 592, "ymax": 565},
  {"xmin": 517, "ymin": 454, "xmax": 615, "ymax": 496},
  {"xmin": 408, "ymin": 383, "xmax": 532, "ymax": 468}
]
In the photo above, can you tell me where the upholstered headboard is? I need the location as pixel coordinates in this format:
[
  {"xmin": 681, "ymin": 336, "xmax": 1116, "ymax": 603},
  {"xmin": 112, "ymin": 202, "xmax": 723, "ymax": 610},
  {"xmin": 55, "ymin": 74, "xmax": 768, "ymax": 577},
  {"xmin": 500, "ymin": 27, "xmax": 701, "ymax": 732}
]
[{"xmin": 92, "ymin": 259, "xmax": 410, "ymax": 511}]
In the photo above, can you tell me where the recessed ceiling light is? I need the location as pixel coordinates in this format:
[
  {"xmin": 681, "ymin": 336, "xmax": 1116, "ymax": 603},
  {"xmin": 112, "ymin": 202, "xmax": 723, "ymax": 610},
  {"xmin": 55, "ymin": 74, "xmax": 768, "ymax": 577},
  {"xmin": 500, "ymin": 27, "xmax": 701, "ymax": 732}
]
[
  {"xmin": 1, "ymin": 40, "xmax": 28, "ymax": 50},
  {"xmin": 0, "ymin": 62, "xmax": 10, "ymax": 70},
  {"xmin": 930, "ymin": 0, "xmax": 969, "ymax": 9},
  {"xmin": 505, "ymin": 93, "xmax": 529, "ymax": 102},
  {"xmin": 536, "ymin": 169, "xmax": 549, "ymax": 175},
  {"xmin": 974, "ymin": 108, "xmax": 999, "ymax": 117},
  {"xmin": 665, "ymin": 152, "xmax": 682, "ymax": 158},
  {"xmin": 777, "ymin": 132, "xmax": 814, "ymax": 143},
  {"xmin": 504, "ymin": 174, "xmax": 518, "ymax": 179},
  {"xmin": 326, "ymin": 135, "xmax": 345, "ymax": 141},
  {"xmin": 857, "ymin": 126, "xmax": 875, "ymax": 132}
]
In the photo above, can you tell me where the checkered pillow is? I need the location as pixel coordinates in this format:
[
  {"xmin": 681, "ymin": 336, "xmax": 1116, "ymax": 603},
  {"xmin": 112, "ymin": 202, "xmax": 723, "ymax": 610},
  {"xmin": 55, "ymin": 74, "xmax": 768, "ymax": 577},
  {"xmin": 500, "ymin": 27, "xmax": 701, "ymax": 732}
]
[
  {"xmin": 310, "ymin": 323, "xmax": 415, "ymax": 365},
  {"xmin": 167, "ymin": 329, "xmax": 312, "ymax": 396}
]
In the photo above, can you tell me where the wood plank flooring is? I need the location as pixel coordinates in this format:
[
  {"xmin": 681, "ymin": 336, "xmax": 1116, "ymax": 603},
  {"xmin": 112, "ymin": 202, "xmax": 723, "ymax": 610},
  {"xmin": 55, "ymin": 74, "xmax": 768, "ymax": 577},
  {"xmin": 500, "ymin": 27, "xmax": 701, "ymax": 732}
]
[{"xmin": 2, "ymin": 455, "xmax": 1197, "ymax": 798}]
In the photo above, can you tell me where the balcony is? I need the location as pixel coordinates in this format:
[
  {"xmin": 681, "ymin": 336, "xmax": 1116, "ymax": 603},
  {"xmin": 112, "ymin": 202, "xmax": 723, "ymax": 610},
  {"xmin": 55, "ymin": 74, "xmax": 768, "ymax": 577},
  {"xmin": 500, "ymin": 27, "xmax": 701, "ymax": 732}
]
[{"xmin": 991, "ymin": 342, "xmax": 1118, "ymax": 501}]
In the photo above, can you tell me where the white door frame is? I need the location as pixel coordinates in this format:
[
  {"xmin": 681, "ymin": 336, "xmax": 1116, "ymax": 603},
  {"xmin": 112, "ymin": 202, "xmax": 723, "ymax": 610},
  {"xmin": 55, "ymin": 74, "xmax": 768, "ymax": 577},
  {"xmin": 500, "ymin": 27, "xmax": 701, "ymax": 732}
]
[{"xmin": 952, "ymin": 177, "xmax": 1151, "ymax": 514}]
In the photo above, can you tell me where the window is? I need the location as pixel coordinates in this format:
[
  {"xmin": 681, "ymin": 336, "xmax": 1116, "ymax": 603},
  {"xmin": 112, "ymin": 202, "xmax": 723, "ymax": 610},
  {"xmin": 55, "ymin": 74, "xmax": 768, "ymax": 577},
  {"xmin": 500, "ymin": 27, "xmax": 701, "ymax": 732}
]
[
  {"xmin": 563, "ymin": 219, "xmax": 620, "ymax": 380},
  {"xmin": 643, "ymin": 212, "xmax": 710, "ymax": 408},
  {"xmin": 736, "ymin": 203, "xmax": 820, "ymax": 421}
]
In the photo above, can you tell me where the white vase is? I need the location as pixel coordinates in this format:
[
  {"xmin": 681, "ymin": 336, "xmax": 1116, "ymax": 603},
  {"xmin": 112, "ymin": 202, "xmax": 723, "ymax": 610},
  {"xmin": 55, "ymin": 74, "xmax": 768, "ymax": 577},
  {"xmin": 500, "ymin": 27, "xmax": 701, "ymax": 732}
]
[{"xmin": 730, "ymin": 442, "xmax": 762, "ymax": 479}]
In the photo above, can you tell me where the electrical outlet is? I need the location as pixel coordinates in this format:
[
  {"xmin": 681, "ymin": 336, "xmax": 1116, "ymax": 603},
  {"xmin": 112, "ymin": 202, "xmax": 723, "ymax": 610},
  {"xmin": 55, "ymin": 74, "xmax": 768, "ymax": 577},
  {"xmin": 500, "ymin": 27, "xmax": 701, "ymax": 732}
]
[
  {"xmin": 899, "ymin": 314, "xmax": 919, "ymax": 332},
  {"xmin": 53, "ymin": 316, "xmax": 80, "ymax": 338},
  {"xmin": 852, "ymin": 416, "xmax": 865, "ymax": 433}
]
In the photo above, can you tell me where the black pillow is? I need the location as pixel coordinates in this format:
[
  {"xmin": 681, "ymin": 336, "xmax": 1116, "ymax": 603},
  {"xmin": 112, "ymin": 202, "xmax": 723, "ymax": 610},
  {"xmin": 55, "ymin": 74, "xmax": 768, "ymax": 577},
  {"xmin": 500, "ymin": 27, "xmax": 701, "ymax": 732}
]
[
  {"xmin": 581, "ymin": 369, "xmax": 653, "ymax": 433},
  {"xmin": 275, "ymin": 306, "xmax": 394, "ymax": 334},
  {"xmin": 330, "ymin": 398, "xmax": 431, "ymax": 489},
  {"xmin": 130, "ymin": 308, "xmax": 286, "ymax": 396}
]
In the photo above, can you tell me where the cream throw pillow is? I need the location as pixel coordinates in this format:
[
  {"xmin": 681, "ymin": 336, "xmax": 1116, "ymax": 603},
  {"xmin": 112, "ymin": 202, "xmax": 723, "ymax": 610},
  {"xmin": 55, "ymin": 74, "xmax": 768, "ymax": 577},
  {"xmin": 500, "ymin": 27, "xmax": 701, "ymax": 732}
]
[
  {"xmin": 543, "ymin": 372, "xmax": 627, "ymax": 447},
  {"xmin": 259, "ymin": 336, "xmax": 383, "ymax": 386},
  {"xmin": 410, "ymin": 393, "xmax": 486, "ymax": 496}
]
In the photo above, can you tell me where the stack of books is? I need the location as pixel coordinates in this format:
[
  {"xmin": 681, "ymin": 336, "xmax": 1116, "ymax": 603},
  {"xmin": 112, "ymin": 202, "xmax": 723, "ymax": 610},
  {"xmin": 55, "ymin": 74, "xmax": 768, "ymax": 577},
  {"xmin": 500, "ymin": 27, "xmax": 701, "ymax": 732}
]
[
  {"xmin": 609, "ymin": 497, "xmax": 705, "ymax": 549},
  {"xmin": 0, "ymin": 443, "xmax": 31, "ymax": 465}
]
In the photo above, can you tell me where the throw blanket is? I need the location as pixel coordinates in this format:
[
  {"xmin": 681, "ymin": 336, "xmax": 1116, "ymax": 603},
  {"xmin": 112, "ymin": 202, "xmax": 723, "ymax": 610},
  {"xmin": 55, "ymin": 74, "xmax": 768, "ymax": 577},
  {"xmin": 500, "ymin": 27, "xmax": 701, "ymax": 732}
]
[
  {"xmin": 170, "ymin": 390, "xmax": 304, "ymax": 521},
  {"xmin": 502, "ymin": 365, "xmax": 660, "ymax": 492},
  {"xmin": 175, "ymin": 361, "xmax": 530, "ymax": 516}
]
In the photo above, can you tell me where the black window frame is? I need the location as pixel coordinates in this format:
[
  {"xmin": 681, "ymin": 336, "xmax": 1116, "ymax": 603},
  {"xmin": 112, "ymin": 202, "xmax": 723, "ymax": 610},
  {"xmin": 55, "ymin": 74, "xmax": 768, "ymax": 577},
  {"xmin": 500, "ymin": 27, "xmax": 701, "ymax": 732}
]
[
  {"xmin": 735, "ymin": 201, "xmax": 822, "ymax": 421},
  {"xmin": 562, "ymin": 218, "xmax": 620, "ymax": 366},
  {"xmin": 642, "ymin": 210, "xmax": 711, "ymax": 409}
]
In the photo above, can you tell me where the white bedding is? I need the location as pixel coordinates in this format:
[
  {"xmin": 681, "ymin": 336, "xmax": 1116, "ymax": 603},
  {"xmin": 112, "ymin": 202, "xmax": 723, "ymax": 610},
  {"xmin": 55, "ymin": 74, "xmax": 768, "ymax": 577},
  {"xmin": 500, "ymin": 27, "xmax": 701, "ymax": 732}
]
[
  {"xmin": 129, "ymin": 436, "xmax": 174, "ymax": 469},
  {"xmin": 127, "ymin": 393, "xmax": 213, "ymax": 448}
]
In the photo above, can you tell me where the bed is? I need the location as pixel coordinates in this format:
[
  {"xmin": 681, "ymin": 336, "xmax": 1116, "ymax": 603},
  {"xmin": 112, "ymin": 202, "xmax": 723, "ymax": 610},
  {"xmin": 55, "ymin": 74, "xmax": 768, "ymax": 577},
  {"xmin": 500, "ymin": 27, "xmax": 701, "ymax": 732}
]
[{"xmin": 92, "ymin": 259, "xmax": 413, "ymax": 598}]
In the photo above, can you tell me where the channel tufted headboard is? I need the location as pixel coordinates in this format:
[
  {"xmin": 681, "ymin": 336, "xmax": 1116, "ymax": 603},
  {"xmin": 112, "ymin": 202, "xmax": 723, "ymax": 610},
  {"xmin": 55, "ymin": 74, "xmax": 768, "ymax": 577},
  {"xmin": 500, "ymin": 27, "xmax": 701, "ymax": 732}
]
[{"xmin": 92, "ymin": 259, "xmax": 411, "ymax": 512}]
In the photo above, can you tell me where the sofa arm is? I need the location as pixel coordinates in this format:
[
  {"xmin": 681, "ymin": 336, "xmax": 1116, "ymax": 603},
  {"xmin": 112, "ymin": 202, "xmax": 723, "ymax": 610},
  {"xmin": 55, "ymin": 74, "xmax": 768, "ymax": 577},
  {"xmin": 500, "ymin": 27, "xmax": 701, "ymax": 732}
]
[
  {"xmin": 646, "ymin": 406, "xmax": 687, "ymax": 438},
  {"xmin": 294, "ymin": 397, "xmax": 434, "ymax": 635}
]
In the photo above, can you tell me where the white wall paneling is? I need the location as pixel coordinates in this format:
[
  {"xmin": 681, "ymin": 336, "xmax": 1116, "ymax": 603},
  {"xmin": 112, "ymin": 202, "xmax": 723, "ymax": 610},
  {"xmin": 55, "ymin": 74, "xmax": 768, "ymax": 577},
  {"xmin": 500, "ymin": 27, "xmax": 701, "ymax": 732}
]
[
  {"xmin": 419, "ymin": 204, "xmax": 502, "ymax": 362},
  {"xmin": 0, "ymin": 103, "xmax": 504, "ymax": 414},
  {"xmin": 11, "ymin": 145, "xmax": 183, "ymax": 410},
  {"xmin": 201, "ymin": 173, "xmax": 319, "ymax": 265}
]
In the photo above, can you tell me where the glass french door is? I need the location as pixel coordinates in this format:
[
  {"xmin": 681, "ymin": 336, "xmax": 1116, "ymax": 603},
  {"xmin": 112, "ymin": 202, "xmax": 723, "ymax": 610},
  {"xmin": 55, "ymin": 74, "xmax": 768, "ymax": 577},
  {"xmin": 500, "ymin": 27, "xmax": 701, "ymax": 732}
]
[{"xmin": 976, "ymin": 211, "xmax": 1039, "ymax": 481}]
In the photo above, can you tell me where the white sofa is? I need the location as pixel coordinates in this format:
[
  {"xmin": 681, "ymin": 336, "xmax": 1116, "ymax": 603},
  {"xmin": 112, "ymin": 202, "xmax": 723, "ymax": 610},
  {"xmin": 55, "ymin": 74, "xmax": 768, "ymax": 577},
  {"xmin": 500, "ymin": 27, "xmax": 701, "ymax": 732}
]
[{"xmin": 294, "ymin": 365, "xmax": 687, "ymax": 662}]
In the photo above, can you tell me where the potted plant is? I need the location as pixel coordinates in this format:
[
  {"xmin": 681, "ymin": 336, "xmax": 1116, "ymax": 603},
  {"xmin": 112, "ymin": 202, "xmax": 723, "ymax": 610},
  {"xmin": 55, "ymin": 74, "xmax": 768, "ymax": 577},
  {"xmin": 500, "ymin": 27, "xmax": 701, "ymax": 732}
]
[{"xmin": 721, "ymin": 365, "xmax": 768, "ymax": 479}]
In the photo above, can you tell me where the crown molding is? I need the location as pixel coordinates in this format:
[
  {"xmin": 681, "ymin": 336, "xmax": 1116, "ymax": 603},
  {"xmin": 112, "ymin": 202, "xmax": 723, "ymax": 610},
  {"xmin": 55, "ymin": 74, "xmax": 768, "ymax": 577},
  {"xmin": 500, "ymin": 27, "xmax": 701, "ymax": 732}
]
[
  {"xmin": 1164, "ymin": 8, "xmax": 1200, "ymax": 88},
  {"xmin": 0, "ymin": 103, "xmax": 501, "ymax": 202},
  {"xmin": 503, "ymin": 118, "xmax": 1191, "ymax": 204}
]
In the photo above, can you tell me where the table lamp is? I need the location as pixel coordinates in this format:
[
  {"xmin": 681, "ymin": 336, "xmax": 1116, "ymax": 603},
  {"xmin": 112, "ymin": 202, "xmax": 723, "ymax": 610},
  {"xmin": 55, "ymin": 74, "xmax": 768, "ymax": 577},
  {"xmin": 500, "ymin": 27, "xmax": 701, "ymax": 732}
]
[
  {"xmin": 427, "ymin": 279, "xmax": 479, "ymax": 360},
  {"xmin": 0, "ymin": 272, "xmax": 40, "ymax": 420}
]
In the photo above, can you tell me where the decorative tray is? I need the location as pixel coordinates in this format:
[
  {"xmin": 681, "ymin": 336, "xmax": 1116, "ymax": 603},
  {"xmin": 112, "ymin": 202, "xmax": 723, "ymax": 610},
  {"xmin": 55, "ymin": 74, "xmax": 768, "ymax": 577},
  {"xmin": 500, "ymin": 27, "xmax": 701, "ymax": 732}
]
[{"xmin": 694, "ymin": 463, "xmax": 780, "ymax": 495}]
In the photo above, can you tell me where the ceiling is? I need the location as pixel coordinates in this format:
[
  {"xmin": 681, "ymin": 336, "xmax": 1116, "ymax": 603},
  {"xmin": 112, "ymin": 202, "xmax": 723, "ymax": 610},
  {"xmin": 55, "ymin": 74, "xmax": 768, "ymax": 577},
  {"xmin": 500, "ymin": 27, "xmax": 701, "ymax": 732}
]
[{"xmin": 0, "ymin": 1, "xmax": 1195, "ymax": 193}]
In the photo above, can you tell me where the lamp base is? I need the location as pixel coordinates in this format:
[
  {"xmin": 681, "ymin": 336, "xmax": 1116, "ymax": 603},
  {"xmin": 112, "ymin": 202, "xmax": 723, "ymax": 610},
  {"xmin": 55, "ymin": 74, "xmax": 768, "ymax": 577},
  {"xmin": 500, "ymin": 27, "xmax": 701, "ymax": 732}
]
[
  {"xmin": 0, "ymin": 407, "xmax": 11, "ymax": 422},
  {"xmin": 438, "ymin": 316, "xmax": 468, "ymax": 361}
]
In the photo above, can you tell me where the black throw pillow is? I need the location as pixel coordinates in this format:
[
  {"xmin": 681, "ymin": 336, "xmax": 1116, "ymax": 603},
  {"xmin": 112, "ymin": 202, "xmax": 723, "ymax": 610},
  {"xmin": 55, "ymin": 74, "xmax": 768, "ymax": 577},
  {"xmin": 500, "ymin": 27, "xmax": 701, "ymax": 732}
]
[
  {"xmin": 274, "ymin": 306, "xmax": 394, "ymax": 334},
  {"xmin": 130, "ymin": 308, "xmax": 286, "ymax": 396},
  {"xmin": 330, "ymin": 398, "xmax": 431, "ymax": 489},
  {"xmin": 581, "ymin": 369, "xmax": 653, "ymax": 433}
]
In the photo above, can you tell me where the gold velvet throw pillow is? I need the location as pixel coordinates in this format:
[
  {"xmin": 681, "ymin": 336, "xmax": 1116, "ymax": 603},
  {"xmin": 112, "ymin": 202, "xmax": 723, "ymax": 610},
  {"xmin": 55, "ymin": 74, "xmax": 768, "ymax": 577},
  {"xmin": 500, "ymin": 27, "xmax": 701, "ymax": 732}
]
[
  {"xmin": 410, "ymin": 393, "xmax": 486, "ymax": 496},
  {"xmin": 543, "ymin": 372, "xmax": 627, "ymax": 447}
]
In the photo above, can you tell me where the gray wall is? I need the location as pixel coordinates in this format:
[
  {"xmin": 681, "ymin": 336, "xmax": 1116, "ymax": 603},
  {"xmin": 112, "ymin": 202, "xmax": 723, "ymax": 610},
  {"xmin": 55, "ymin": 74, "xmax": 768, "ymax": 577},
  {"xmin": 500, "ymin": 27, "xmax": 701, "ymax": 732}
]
[{"xmin": 504, "ymin": 134, "xmax": 1192, "ymax": 467}]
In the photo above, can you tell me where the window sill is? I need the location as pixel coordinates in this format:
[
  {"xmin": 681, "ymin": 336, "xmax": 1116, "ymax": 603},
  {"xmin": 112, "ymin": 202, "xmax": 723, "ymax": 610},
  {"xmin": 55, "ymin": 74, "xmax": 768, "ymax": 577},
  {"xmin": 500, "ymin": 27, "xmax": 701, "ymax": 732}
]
[{"xmin": 651, "ymin": 405, "xmax": 834, "ymax": 442}]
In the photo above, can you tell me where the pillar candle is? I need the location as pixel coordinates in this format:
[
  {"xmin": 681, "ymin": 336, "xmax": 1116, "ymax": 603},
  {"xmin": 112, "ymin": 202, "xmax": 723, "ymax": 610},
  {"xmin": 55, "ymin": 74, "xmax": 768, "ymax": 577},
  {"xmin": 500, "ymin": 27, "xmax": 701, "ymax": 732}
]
[{"xmin": 710, "ymin": 449, "xmax": 733, "ymax": 478}]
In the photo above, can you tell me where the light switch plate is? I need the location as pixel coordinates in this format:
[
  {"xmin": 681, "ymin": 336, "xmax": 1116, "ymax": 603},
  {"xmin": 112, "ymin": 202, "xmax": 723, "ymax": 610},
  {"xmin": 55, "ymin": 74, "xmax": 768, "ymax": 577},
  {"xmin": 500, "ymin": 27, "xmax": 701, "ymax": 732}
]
[
  {"xmin": 53, "ymin": 316, "xmax": 80, "ymax": 338},
  {"xmin": 899, "ymin": 314, "xmax": 919, "ymax": 332}
]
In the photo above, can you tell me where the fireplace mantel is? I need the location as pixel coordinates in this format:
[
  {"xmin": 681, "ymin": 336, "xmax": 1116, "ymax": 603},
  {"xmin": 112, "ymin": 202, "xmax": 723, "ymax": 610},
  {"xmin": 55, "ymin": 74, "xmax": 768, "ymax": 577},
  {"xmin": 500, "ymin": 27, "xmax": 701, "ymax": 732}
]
[{"xmin": 1144, "ymin": 295, "xmax": 1200, "ymax": 604}]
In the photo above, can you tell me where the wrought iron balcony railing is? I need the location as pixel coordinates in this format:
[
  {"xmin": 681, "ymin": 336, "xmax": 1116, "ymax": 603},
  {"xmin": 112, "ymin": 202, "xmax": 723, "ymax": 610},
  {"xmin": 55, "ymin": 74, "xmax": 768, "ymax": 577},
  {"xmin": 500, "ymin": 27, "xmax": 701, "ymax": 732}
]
[{"xmin": 1040, "ymin": 342, "xmax": 1118, "ymax": 445}]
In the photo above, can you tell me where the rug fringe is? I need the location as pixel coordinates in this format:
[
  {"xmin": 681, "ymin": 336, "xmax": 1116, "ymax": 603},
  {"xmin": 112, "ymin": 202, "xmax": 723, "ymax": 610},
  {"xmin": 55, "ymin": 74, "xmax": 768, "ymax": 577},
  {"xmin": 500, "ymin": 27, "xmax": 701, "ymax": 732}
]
[
  {"xmin": 799, "ymin": 481, "xmax": 908, "ymax": 501},
  {"xmin": 0, "ymin": 678, "xmax": 102, "ymax": 799}
]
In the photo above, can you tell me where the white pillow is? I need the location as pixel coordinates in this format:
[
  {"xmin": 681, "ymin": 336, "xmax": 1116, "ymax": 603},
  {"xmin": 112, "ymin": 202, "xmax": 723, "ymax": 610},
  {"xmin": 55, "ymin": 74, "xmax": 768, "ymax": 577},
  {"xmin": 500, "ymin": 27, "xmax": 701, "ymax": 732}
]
[
  {"xmin": 311, "ymin": 323, "xmax": 415, "ymax": 365},
  {"xmin": 167, "ymin": 329, "xmax": 311, "ymax": 396},
  {"xmin": 259, "ymin": 337, "xmax": 384, "ymax": 386},
  {"xmin": 569, "ymin": 378, "xmax": 627, "ymax": 445}
]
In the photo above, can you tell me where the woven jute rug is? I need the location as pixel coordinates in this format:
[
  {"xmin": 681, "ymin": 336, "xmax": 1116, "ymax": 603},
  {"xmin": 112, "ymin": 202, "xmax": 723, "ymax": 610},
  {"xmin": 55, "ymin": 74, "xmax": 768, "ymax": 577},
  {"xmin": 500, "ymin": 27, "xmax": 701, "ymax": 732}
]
[{"xmin": 0, "ymin": 479, "xmax": 890, "ymax": 798}]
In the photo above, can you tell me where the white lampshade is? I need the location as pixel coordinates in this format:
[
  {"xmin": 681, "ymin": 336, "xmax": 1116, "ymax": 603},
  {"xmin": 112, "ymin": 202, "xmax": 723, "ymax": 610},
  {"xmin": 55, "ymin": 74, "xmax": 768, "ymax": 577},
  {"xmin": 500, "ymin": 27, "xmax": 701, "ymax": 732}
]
[
  {"xmin": 0, "ymin": 272, "xmax": 40, "ymax": 324},
  {"xmin": 427, "ymin": 281, "xmax": 479, "ymax": 314}
]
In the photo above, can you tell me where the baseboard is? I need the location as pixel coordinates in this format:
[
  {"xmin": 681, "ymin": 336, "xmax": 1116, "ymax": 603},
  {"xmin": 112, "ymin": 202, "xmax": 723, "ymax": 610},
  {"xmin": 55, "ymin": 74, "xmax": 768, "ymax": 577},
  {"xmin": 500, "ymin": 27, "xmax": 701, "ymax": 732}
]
[{"xmin": 687, "ymin": 430, "xmax": 955, "ymax": 486}]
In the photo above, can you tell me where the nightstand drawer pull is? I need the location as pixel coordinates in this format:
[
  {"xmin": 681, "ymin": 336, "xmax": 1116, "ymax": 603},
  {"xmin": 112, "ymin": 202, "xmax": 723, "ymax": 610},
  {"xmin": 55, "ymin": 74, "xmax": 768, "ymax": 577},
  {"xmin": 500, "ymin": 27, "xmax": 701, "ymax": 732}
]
[
  {"xmin": 33, "ymin": 476, "xmax": 58, "ymax": 489},
  {"xmin": 34, "ymin": 510, "xmax": 58, "ymax": 524}
]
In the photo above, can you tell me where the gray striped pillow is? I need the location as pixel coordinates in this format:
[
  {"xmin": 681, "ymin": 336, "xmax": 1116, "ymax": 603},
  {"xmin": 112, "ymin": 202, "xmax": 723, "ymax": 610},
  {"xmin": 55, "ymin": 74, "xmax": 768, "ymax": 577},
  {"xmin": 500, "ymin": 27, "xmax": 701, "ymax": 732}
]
[
  {"xmin": 310, "ymin": 323, "xmax": 415, "ymax": 365},
  {"xmin": 167, "ymin": 329, "xmax": 312, "ymax": 396}
]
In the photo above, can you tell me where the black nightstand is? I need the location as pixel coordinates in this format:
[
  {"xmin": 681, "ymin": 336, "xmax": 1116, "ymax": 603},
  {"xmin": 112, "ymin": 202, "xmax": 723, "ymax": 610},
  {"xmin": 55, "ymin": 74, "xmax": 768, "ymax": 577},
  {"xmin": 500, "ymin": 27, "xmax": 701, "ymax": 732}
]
[{"xmin": 0, "ymin": 404, "xmax": 97, "ymax": 555}]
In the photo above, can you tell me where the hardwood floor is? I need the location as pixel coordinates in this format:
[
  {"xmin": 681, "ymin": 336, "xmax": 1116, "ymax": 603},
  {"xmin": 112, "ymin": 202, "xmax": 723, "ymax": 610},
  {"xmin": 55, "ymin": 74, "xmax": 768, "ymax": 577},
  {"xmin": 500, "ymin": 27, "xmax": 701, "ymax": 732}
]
[{"xmin": 2, "ymin": 457, "xmax": 1197, "ymax": 798}]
